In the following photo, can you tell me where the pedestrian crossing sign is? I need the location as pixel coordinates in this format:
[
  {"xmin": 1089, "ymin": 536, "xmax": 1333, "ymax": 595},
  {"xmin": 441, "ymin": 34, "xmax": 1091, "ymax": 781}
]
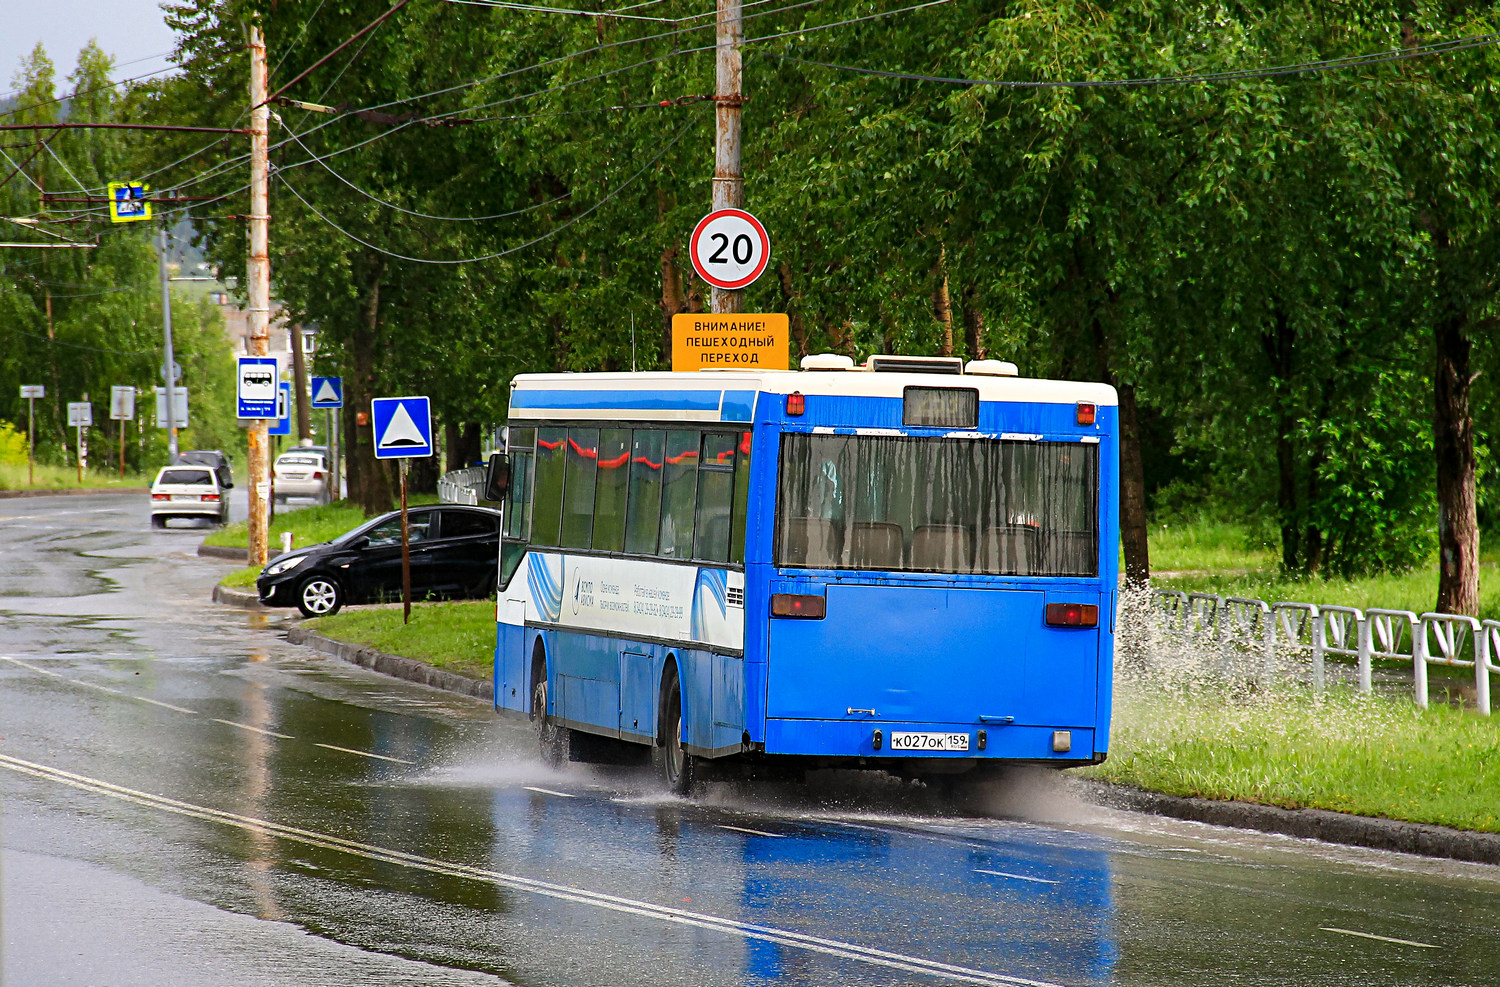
[
  {"xmin": 108, "ymin": 182, "xmax": 152, "ymax": 223},
  {"xmin": 371, "ymin": 396, "xmax": 432, "ymax": 459}
]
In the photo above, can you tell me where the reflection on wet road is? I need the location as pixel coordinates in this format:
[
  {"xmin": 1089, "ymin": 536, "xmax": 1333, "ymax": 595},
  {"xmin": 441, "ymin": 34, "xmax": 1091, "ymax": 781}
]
[{"xmin": 3, "ymin": 494, "xmax": 1500, "ymax": 985}]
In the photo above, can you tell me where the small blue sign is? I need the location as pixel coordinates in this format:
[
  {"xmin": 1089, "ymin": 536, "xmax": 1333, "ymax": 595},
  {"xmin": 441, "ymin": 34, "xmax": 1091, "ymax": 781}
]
[
  {"xmin": 268, "ymin": 382, "xmax": 292, "ymax": 436},
  {"xmin": 237, "ymin": 357, "xmax": 279, "ymax": 419},
  {"xmin": 371, "ymin": 396, "xmax": 433, "ymax": 459},
  {"xmin": 310, "ymin": 376, "xmax": 343, "ymax": 409}
]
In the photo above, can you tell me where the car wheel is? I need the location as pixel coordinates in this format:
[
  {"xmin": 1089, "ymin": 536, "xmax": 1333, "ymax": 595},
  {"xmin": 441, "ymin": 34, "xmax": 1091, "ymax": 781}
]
[
  {"xmin": 150, "ymin": 515, "xmax": 166, "ymax": 529},
  {"xmin": 654, "ymin": 674, "xmax": 696, "ymax": 796},
  {"xmin": 532, "ymin": 677, "xmax": 566, "ymax": 768},
  {"xmin": 296, "ymin": 575, "xmax": 342, "ymax": 618}
]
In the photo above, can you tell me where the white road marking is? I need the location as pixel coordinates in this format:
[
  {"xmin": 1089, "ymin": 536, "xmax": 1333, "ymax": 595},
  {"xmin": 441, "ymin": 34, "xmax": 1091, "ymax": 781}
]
[
  {"xmin": 315, "ymin": 743, "xmax": 413, "ymax": 765},
  {"xmin": 0, "ymin": 753, "xmax": 1060, "ymax": 987},
  {"xmin": 718, "ymin": 824, "xmax": 786, "ymax": 838},
  {"xmin": 975, "ymin": 869, "xmax": 1058, "ymax": 885},
  {"xmin": 4, "ymin": 657, "xmax": 194, "ymax": 713},
  {"xmin": 522, "ymin": 786, "xmax": 576, "ymax": 798},
  {"xmin": 211, "ymin": 718, "xmax": 294, "ymax": 740},
  {"xmin": 1320, "ymin": 927, "xmax": 1438, "ymax": 949}
]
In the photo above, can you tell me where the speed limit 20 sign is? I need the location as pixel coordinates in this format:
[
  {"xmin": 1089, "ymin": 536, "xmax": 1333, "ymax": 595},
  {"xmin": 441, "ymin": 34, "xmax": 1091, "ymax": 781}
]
[{"xmin": 690, "ymin": 208, "xmax": 770, "ymax": 290}]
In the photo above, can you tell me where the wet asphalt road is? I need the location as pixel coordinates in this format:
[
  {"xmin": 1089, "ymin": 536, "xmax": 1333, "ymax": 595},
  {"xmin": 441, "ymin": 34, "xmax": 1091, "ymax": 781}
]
[{"xmin": 3, "ymin": 493, "xmax": 1500, "ymax": 986}]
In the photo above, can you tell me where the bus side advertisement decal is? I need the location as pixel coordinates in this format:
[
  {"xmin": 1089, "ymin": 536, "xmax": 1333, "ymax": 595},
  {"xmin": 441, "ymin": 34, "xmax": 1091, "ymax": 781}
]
[{"xmin": 522, "ymin": 552, "xmax": 744, "ymax": 652}]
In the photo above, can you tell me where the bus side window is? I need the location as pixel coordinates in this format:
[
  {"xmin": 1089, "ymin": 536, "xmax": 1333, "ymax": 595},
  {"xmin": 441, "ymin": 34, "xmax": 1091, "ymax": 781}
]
[
  {"xmin": 505, "ymin": 427, "xmax": 534, "ymax": 543},
  {"xmin": 592, "ymin": 428, "xmax": 631, "ymax": 553},
  {"xmin": 560, "ymin": 428, "xmax": 599, "ymax": 549},
  {"xmin": 532, "ymin": 427, "xmax": 567, "ymax": 548},
  {"xmin": 729, "ymin": 431, "xmax": 752, "ymax": 565},
  {"xmin": 658, "ymin": 429, "xmax": 699, "ymax": 560},
  {"xmin": 624, "ymin": 429, "xmax": 664, "ymax": 555},
  {"xmin": 694, "ymin": 432, "xmax": 736, "ymax": 563}
]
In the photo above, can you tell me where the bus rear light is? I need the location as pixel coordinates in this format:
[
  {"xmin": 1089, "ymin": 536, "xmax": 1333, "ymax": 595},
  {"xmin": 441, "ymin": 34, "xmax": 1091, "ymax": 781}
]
[
  {"xmin": 786, "ymin": 391, "xmax": 805, "ymax": 416},
  {"xmin": 771, "ymin": 593, "xmax": 825, "ymax": 618},
  {"xmin": 1045, "ymin": 603, "xmax": 1098, "ymax": 628},
  {"xmin": 1076, "ymin": 402, "xmax": 1097, "ymax": 425}
]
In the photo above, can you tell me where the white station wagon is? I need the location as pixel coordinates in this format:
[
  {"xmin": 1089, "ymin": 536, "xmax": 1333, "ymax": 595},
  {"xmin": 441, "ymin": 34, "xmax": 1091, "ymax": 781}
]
[{"xmin": 150, "ymin": 465, "xmax": 230, "ymax": 528}]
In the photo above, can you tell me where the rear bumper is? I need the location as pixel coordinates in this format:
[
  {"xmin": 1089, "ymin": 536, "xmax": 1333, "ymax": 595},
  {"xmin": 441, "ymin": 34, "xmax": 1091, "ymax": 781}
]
[
  {"xmin": 274, "ymin": 479, "xmax": 326, "ymax": 498},
  {"xmin": 764, "ymin": 718, "xmax": 1097, "ymax": 762},
  {"xmin": 151, "ymin": 501, "xmax": 223, "ymax": 517}
]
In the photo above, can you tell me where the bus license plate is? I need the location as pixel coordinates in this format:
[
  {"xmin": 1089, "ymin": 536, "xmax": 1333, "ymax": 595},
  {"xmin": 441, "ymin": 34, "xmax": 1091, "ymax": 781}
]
[{"xmin": 889, "ymin": 732, "xmax": 970, "ymax": 752}]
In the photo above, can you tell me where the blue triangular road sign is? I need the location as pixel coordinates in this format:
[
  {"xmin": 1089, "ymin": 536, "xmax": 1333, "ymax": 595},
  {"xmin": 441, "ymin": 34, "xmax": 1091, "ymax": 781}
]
[{"xmin": 371, "ymin": 396, "xmax": 432, "ymax": 459}]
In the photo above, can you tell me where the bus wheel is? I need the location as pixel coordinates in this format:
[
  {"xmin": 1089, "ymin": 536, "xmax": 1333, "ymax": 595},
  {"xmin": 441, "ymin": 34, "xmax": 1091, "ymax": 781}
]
[
  {"xmin": 655, "ymin": 685, "xmax": 696, "ymax": 796},
  {"xmin": 532, "ymin": 678, "xmax": 565, "ymax": 768}
]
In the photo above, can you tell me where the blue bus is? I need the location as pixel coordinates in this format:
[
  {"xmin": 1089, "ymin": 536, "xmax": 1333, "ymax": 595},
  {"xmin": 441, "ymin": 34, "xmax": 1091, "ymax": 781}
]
[{"xmin": 489, "ymin": 354, "xmax": 1118, "ymax": 793}]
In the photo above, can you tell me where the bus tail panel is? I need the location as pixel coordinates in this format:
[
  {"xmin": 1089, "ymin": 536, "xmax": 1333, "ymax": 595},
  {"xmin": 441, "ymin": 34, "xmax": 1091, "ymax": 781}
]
[{"xmin": 764, "ymin": 718, "xmax": 1096, "ymax": 763}]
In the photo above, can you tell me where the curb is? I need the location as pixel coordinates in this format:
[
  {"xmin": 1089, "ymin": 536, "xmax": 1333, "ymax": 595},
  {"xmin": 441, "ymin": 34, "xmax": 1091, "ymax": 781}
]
[
  {"xmin": 211, "ymin": 583, "xmax": 264, "ymax": 609},
  {"xmin": 0, "ymin": 487, "xmax": 143, "ymax": 499},
  {"xmin": 1087, "ymin": 782, "xmax": 1500, "ymax": 866},
  {"xmin": 285, "ymin": 626, "xmax": 493, "ymax": 702},
  {"xmin": 199, "ymin": 544, "xmax": 250, "ymax": 561}
]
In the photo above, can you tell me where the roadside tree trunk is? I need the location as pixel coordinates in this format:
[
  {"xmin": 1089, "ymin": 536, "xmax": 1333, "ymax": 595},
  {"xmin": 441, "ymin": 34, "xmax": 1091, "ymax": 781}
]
[
  {"xmin": 1434, "ymin": 304, "xmax": 1479, "ymax": 615},
  {"xmin": 1117, "ymin": 383, "xmax": 1151, "ymax": 585},
  {"xmin": 932, "ymin": 243, "xmax": 954, "ymax": 357},
  {"xmin": 777, "ymin": 261, "xmax": 808, "ymax": 359},
  {"xmin": 660, "ymin": 243, "xmax": 686, "ymax": 367},
  {"xmin": 345, "ymin": 259, "xmax": 394, "ymax": 516},
  {"xmin": 960, "ymin": 283, "xmax": 986, "ymax": 362}
]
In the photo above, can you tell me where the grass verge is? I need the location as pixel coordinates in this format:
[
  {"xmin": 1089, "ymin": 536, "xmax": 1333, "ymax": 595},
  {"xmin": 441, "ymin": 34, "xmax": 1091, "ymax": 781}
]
[
  {"xmin": 0, "ymin": 462, "xmax": 154, "ymax": 491},
  {"xmin": 220, "ymin": 565, "xmax": 260, "ymax": 589},
  {"xmin": 307, "ymin": 600, "xmax": 494, "ymax": 681},
  {"xmin": 1081, "ymin": 683, "xmax": 1500, "ymax": 833}
]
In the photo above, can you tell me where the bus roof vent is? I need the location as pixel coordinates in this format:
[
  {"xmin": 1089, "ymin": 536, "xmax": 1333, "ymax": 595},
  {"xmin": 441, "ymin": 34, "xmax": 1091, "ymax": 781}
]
[
  {"xmin": 964, "ymin": 359, "xmax": 1019, "ymax": 377},
  {"xmin": 800, "ymin": 353, "xmax": 856, "ymax": 371},
  {"xmin": 865, "ymin": 354, "xmax": 963, "ymax": 375}
]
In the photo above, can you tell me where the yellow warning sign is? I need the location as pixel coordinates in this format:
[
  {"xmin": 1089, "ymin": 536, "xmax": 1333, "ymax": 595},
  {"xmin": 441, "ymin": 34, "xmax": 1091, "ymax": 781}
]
[{"xmin": 671, "ymin": 313, "xmax": 789, "ymax": 371}]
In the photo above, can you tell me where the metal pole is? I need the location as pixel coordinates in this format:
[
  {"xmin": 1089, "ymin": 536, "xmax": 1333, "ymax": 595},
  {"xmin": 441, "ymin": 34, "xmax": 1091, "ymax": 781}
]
[
  {"xmin": 158, "ymin": 227, "xmax": 179, "ymax": 462},
  {"xmin": 247, "ymin": 25, "xmax": 273, "ymax": 568},
  {"xmin": 709, "ymin": 0, "xmax": 743, "ymax": 315},
  {"xmin": 400, "ymin": 458, "xmax": 411, "ymax": 625},
  {"xmin": 27, "ymin": 396, "xmax": 35, "ymax": 486},
  {"xmin": 119, "ymin": 416, "xmax": 125, "ymax": 479},
  {"xmin": 76, "ymin": 424, "xmax": 83, "ymax": 484}
]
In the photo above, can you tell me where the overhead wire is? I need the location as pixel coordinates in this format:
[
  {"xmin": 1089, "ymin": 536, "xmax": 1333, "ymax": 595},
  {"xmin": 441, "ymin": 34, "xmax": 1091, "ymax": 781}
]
[
  {"xmin": 766, "ymin": 29, "xmax": 1500, "ymax": 88},
  {"xmin": 0, "ymin": 322, "xmax": 157, "ymax": 357},
  {"xmin": 275, "ymin": 114, "xmax": 700, "ymax": 264}
]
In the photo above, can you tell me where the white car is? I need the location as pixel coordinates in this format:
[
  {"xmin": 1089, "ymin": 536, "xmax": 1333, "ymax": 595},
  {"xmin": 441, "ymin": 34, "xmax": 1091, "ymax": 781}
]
[
  {"xmin": 150, "ymin": 465, "xmax": 229, "ymax": 527},
  {"xmin": 273, "ymin": 451, "xmax": 332, "ymax": 504}
]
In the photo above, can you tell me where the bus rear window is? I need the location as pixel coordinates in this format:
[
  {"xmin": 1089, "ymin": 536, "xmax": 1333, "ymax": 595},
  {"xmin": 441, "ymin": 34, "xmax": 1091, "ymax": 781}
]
[{"xmin": 775, "ymin": 434, "xmax": 1097, "ymax": 576}]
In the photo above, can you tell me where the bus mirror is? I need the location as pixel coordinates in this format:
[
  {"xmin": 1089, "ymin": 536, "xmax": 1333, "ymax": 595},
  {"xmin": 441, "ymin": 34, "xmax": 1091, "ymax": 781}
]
[{"xmin": 484, "ymin": 453, "xmax": 510, "ymax": 502}]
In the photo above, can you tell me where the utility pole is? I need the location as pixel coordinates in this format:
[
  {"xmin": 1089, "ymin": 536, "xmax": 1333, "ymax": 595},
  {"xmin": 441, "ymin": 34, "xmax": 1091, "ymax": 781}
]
[
  {"xmin": 710, "ymin": 0, "xmax": 744, "ymax": 315},
  {"xmin": 157, "ymin": 226, "xmax": 179, "ymax": 462},
  {"xmin": 290, "ymin": 323, "xmax": 311, "ymax": 442},
  {"xmin": 247, "ymin": 24, "xmax": 273, "ymax": 567}
]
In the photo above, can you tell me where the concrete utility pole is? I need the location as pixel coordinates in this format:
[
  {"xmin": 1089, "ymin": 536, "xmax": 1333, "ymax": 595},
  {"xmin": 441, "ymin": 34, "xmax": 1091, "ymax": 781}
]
[
  {"xmin": 290, "ymin": 324, "xmax": 311, "ymax": 442},
  {"xmin": 710, "ymin": 0, "xmax": 744, "ymax": 315},
  {"xmin": 247, "ymin": 25, "xmax": 272, "ymax": 567},
  {"xmin": 157, "ymin": 227, "xmax": 179, "ymax": 462}
]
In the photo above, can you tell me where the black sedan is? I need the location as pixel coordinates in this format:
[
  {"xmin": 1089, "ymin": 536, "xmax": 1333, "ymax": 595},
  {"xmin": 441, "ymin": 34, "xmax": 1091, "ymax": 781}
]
[{"xmin": 257, "ymin": 505, "xmax": 501, "ymax": 617}]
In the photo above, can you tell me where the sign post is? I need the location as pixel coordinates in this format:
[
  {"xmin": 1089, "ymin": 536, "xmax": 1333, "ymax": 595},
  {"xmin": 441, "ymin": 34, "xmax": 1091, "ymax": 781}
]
[
  {"xmin": 19, "ymin": 385, "xmax": 43, "ymax": 485},
  {"xmin": 67, "ymin": 401, "xmax": 93, "ymax": 484},
  {"xmin": 371, "ymin": 396, "xmax": 433, "ymax": 625},
  {"xmin": 311, "ymin": 376, "xmax": 343, "ymax": 500},
  {"xmin": 110, "ymin": 386, "xmax": 135, "ymax": 479}
]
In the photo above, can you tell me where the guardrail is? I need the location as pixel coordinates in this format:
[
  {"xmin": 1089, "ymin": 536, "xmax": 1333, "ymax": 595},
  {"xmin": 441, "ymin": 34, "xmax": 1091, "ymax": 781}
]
[
  {"xmin": 1152, "ymin": 590, "xmax": 1499, "ymax": 714},
  {"xmin": 437, "ymin": 466, "xmax": 487, "ymax": 506}
]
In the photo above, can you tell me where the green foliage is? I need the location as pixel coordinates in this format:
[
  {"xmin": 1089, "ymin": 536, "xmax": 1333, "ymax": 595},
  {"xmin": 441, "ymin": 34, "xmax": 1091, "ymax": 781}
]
[{"xmin": 0, "ymin": 422, "xmax": 26, "ymax": 465}]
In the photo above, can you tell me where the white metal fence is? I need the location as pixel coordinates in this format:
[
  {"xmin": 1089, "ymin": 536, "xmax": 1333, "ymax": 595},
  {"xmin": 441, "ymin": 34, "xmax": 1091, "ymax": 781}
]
[
  {"xmin": 437, "ymin": 466, "xmax": 487, "ymax": 506},
  {"xmin": 1152, "ymin": 590, "xmax": 1499, "ymax": 715}
]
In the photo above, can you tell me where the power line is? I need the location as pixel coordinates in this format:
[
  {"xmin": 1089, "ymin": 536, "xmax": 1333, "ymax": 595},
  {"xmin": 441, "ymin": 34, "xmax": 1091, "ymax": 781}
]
[
  {"xmin": 275, "ymin": 115, "xmax": 698, "ymax": 264},
  {"xmin": 440, "ymin": 0, "xmax": 679, "ymax": 24},
  {"xmin": 0, "ymin": 65, "xmax": 178, "ymax": 121},
  {"xmin": 767, "ymin": 29, "xmax": 1500, "ymax": 89},
  {"xmin": 279, "ymin": 125, "xmax": 577, "ymax": 220},
  {"xmin": 0, "ymin": 323, "xmax": 156, "ymax": 357}
]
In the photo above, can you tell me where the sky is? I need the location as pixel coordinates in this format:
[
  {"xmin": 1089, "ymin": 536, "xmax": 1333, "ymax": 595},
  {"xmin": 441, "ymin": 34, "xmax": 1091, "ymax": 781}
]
[{"xmin": 1, "ymin": 0, "xmax": 178, "ymax": 96}]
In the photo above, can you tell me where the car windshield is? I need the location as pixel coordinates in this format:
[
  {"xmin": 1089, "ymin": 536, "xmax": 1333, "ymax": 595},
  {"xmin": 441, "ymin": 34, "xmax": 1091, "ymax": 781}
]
[
  {"xmin": 159, "ymin": 469, "xmax": 214, "ymax": 485},
  {"xmin": 178, "ymin": 452, "xmax": 222, "ymax": 465}
]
